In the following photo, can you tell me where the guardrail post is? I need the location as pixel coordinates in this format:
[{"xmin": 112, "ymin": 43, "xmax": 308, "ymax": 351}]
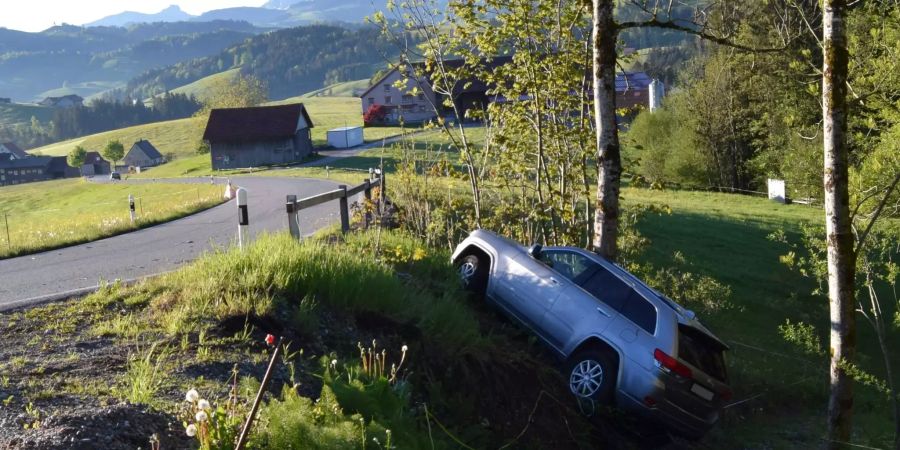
[
  {"xmin": 128, "ymin": 195, "xmax": 136, "ymax": 223},
  {"xmin": 338, "ymin": 185, "xmax": 350, "ymax": 233},
  {"xmin": 286, "ymin": 194, "xmax": 299, "ymax": 239},
  {"xmin": 368, "ymin": 167, "xmax": 375, "ymax": 181}
]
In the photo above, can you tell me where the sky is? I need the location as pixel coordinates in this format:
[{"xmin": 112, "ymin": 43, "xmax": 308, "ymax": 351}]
[{"xmin": 0, "ymin": 1, "xmax": 267, "ymax": 32}]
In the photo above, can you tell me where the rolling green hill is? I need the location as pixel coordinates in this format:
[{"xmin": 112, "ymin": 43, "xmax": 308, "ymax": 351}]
[
  {"xmin": 301, "ymin": 79, "xmax": 369, "ymax": 98},
  {"xmin": 31, "ymin": 117, "xmax": 203, "ymax": 158}
]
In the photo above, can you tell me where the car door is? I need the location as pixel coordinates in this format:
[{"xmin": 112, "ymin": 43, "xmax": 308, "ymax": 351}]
[
  {"xmin": 495, "ymin": 251, "xmax": 568, "ymax": 333},
  {"xmin": 542, "ymin": 261, "xmax": 630, "ymax": 351}
]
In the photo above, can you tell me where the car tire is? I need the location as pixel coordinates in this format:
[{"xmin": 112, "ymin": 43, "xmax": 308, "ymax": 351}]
[
  {"xmin": 566, "ymin": 349, "xmax": 616, "ymax": 404},
  {"xmin": 455, "ymin": 254, "xmax": 487, "ymax": 297}
]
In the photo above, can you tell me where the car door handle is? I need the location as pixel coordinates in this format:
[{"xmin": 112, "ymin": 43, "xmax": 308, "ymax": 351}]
[{"xmin": 596, "ymin": 307, "xmax": 611, "ymax": 317}]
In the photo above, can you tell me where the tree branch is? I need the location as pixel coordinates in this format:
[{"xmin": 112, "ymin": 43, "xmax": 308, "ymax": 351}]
[
  {"xmin": 616, "ymin": 18, "xmax": 788, "ymax": 53},
  {"xmin": 856, "ymin": 171, "xmax": 900, "ymax": 253}
]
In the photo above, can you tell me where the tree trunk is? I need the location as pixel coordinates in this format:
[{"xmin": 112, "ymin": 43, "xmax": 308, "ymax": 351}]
[
  {"xmin": 590, "ymin": 0, "xmax": 621, "ymax": 260},
  {"xmin": 822, "ymin": 1, "xmax": 857, "ymax": 448}
]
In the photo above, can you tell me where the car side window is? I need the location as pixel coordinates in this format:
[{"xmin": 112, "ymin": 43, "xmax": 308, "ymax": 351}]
[
  {"xmin": 540, "ymin": 250, "xmax": 595, "ymax": 282},
  {"xmin": 578, "ymin": 268, "xmax": 632, "ymax": 312},
  {"xmin": 622, "ymin": 292, "xmax": 657, "ymax": 334}
]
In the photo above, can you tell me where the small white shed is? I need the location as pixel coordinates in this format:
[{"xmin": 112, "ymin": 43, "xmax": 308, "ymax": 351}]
[{"xmin": 327, "ymin": 126, "xmax": 364, "ymax": 149}]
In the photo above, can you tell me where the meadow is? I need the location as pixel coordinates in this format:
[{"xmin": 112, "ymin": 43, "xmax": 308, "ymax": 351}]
[{"xmin": 0, "ymin": 178, "xmax": 223, "ymax": 259}]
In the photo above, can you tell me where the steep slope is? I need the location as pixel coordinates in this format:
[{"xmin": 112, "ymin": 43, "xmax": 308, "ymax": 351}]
[{"xmin": 125, "ymin": 25, "xmax": 407, "ymax": 101}]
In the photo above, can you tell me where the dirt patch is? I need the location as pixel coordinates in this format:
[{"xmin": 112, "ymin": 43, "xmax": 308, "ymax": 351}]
[{"xmin": 2, "ymin": 403, "xmax": 191, "ymax": 450}]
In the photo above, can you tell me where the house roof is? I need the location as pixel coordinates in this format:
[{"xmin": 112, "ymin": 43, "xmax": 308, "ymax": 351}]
[
  {"xmin": 130, "ymin": 139, "xmax": 163, "ymax": 160},
  {"xmin": 202, "ymin": 104, "xmax": 314, "ymax": 142},
  {"xmin": 84, "ymin": 151, "xmax": 106, "ymax": 165},
  {"xmin": 43, "ymin": 94, "xmax": 83, "ymax": 102},
  {"xmin": 615, "ymin": 72, "xmax": 653, "ymax": 92},
  {"xmin": 0, "ymin": 155, "xmax": 51, "ymax": 169},
  {"xmin": 0, "ymin": 142, "xmax": 28, "ymax": 159}
]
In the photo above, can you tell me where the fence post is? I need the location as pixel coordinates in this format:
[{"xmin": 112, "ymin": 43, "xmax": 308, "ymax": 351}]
[
  {"xmin": 379, "ymin": 170, "xmax": 386, "ymax": 206},
  {"xmin": 3, "ymin": 213, "xmax": 9, "ymax": 250},
  {"xmin": 286, "ymin": 195, "xmax": 300, "ymax": 239},
  {"xmin": 338, "ymin": 185, "xmax": 350, "ymax": 233},
  {"xmin": 368, "ymin": 167, "xmax": 375, "ymax": 181},
  {"xmin": 363, "ymin": 179, "xmax": 372, "ymax": 229}
]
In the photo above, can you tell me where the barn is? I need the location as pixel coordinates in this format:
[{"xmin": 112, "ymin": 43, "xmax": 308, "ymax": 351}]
[
  {"xmin": 203, "ymin": 104, "xmax": 314, "ymax": 170},
  {"xmin": 123, "ymin": 139, "xmax": 165, "ymax": 168}
]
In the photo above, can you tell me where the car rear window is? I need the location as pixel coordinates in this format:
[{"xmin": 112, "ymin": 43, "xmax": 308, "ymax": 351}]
[
  {"xmin": 622, "ymin": 293, "xmax": 656, "ymax": 334},
  {"xmin": 579, "ymin": 268, "xmax": 631, "ymax": 311},
  {"xmin": 678, "ymin": 324, "xmax": 728, "ymax": 382}
]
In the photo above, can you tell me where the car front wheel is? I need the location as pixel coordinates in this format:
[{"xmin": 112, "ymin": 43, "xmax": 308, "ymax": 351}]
[
  {"xmin": 455, "ymin": 254, "xmax": 487, "ymax": 297},
  {"xmin": 566, "ymin": 350, "xmax": 615, "ymax": 404}
]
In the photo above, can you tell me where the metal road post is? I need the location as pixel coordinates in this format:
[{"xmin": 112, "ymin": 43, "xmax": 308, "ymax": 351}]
[
  {"xmin": 128, "ymin": 195, "xmax": 136, "ymax": 223},
  {"xmin": 236, "ymin": 188, "xmax": 249, "ymax": 250},
  {"xmin": 286, "ymin": 195, "xmax": 300, "ymax": 239}
]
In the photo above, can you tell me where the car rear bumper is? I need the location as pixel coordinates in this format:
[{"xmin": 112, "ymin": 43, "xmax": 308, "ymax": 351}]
[{"xmin": 617, "ymin": 389, "xmax": 718, "ymax": 439}]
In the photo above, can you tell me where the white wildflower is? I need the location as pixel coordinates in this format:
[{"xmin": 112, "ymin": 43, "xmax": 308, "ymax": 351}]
[
  {"xmin": 331, "ymin": 359, "xmax": 338, "ymax": 368},
  {"xmin": 197, "ymin": 399, "xmax": 211, "ymax": 410},
  {"xmin": 401, "ymin": 345, "xmax": 408, "ymax": 352},
  {"xmin": 185, "ymin": 389, "xmax": 200, "ymax": 403},
  {"xmin": 195, "ymin": 411, "xmax": 208, "ymax": 422},
  {"xmin": 185, "ymin": 424, "xmax": 197, "ymax": 437}
]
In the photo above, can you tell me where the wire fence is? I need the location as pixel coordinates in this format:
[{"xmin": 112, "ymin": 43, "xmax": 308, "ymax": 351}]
[{"xmin": 1, "ymin": 186, "xmax": 223, "ymax": 258}]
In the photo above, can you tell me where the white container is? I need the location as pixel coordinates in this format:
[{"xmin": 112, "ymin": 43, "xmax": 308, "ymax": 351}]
[{"xmin": 327, "ymin": 126, "xmax": 364, "ymax": 149}]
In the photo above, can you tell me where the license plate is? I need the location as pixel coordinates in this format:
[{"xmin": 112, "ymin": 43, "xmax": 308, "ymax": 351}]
[{"xmin": 691, "ymin": 383, "xmax": 714, "ymax": 401}]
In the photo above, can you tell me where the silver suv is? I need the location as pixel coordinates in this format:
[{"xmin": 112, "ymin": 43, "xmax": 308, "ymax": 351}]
[{"xmin": 451, "ymin": 229, "xmax": 732, "ymax": 439}]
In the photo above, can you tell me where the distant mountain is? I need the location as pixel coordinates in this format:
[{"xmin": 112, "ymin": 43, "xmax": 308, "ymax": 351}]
[
  {"xmin": 193, "ymin": 7, "xmax": 294, "ymax": 26},
  {"xmin": 262, "ymin": 0, "xmax": 302, "ymax": 9},
  {"xmin": 86, "ymin": 5, "xmax": 194, "ymax": 27},
  {"xmin": 0, "ymin": 21, "xmax": 264, "ymax": 102}
]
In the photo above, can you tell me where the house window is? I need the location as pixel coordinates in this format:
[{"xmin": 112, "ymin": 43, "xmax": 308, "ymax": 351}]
[
  {"xmin": 385, "ymin": 96, "xmax": 392, "ymax": 104},
  {"xmin": 402, "ymin": 94, "xmax": 413, "ymax": 103},
  {"xmin": 418, "ymin": 94, "xmax": 425, "ymax": 100},
  {"xmin": 368, "ymin": 97, "xmax": 375, "ymax": 105},
  {"xmin": 383, "ymin": 84, "xmax": 390, "ymax": 92}
]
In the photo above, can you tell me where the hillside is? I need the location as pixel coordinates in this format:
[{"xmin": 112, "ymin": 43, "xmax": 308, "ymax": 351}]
[
  {"xmin": 31, "ymin": 117, "xmax": 202, "ymax": 158},
  {"xmin": 124, "ymin": 24, "xmax": 406, "ymax": 101},
  {"xmin": 0, "ymin": 21, "xmax": 263, "ymax": 102},
  {"xmin": 0, "ymin": 103, "xmax": 54, "ymax": 125}
]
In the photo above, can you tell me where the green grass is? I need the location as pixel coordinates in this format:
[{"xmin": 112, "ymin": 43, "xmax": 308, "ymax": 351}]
[
  {"xmin": 300, "ymin": 79, "xmax": 370, "ymax": 98},
  {"xmin": 30, "ymin": 117, "xmax": 203, "ymax": 159},
  {"xmin": 0, "ymin": 178, "xmax": 223, "ymax": 259},
  {"xmin": 149, "ymin": 69, "xmax": 242, "ymax": 106},
  {"xmin": 30, "ymin": 97, "xmax": 413, "ymax": 178},
  {"xmin": 0, "ymin": 103, "xmax": 54, "ymax": 125}
]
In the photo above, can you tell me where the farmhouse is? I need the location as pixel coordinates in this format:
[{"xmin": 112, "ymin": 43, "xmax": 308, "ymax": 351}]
[
  {"xmin": 360, "ymin": 58, "xmax": 664, "ymax": 124},
  {"xmin": 0, "ymin": 156, "xmax": 78, "ymax": 187},
  {"xmin": 203, "ymin": 104, "xmax": 314, "ymax": 170},
  {"xmin": 39, "ymin": 95, "xmax": 84, "ymax": 109},
  {"xmin": 123, "ymin": 139, "xmax": 165, "ymax": 169},
  {"xmin": 0, "ymin": 142, "xmax": 28, "ymax": 160},
  {"xmin": 81, "ymin": 151, "xmax": 112, "ymax": 176}
]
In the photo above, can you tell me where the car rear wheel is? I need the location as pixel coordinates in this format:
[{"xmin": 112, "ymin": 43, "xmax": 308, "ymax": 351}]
[
  {"xmin": 566, "ymin": 350, "xmax": 615, "ymax": 404},
  {"xmin": 455, "ymin": 254, "xmax": 487, "ymax": 297}
]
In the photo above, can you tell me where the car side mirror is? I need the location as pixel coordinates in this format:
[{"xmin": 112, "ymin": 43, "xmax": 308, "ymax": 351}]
[{"xmin": 528, "ymin": 243, "xmax": 542, "ymax": 259}]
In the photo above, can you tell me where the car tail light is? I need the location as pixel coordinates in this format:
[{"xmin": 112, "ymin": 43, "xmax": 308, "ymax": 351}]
[
  {"xmin": 720, "ymin": 388, "xmax": 733, "ymax": 402},
  {"xmin": 654, "ymin": 348, "xmax": 693, "ymax": 379}
]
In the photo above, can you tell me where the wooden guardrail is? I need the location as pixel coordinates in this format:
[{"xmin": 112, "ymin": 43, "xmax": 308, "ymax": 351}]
[{"xmin": 286, "ymin": 168, "xmax": 385, "ymax": 238}]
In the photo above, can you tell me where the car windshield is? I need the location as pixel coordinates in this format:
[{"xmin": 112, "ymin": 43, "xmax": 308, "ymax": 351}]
[
  {"xmin": 540, "ymin": 250, "xmax": 595, "ymax": 281},
  {"xmin": 678, "ymin": 324, "xmax": 728, "ymax": 382}
]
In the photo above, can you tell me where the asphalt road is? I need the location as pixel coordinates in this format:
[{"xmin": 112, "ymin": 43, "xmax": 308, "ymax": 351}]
[{"xmin": 0, "ymin": 176, "xmax": 358, "ymax": 311}]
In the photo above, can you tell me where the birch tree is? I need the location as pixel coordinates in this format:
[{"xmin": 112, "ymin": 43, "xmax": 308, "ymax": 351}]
[{"xmin": 821, "ymin": 1, "xmax": 856, "ymax": 446}]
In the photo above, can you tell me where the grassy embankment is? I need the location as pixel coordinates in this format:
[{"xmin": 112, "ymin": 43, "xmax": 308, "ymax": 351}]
[
  {"xmin": 29, "ymin": 96, "xmax": 413, "ymax": 179},
  {"xmin": 0, "ymin": 178, "xmax": 223, "ymax": 259},
  {"xmin": 263, "ymin": 127, "xmax": 898, "ymax": 448}
]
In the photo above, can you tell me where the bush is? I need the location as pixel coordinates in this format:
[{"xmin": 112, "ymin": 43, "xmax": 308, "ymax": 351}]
[{"xmin": 363, "ymin": 104, "xmax": 388, "ymax": 126}]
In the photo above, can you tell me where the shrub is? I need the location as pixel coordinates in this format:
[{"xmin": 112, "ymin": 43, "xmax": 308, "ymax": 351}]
[{"xmin": 363, "ymin": 104, "xmax": 388, "ymax": 125}]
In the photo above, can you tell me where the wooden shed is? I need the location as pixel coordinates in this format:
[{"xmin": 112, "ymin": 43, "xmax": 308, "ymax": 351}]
[{"xmin": 203, "ymin": 104, "xmax": 314, "ymax": 170}]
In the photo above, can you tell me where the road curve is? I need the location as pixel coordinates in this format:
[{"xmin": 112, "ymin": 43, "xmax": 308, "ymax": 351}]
[{"xmin": 0, "ymin": 176, "xmax": 358, "ymax": 311}]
